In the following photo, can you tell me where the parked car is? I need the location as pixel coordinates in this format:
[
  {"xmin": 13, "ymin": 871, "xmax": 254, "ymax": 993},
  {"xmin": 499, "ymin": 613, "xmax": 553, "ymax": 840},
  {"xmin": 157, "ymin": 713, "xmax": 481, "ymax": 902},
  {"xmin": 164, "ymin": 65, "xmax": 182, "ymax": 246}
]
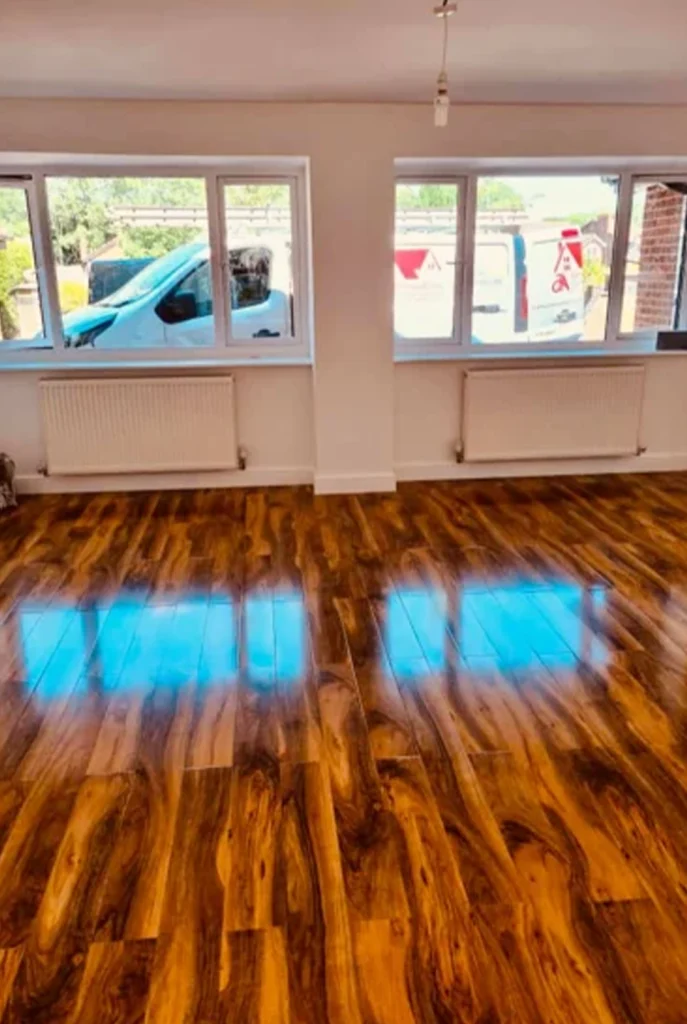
[
  {"xmin": 61, "ymin": 240, "xmax": 292, "ymax": 349},
  {"xmin": 395, "ymin": 225, "xmax": 587, "ymax": 343}
]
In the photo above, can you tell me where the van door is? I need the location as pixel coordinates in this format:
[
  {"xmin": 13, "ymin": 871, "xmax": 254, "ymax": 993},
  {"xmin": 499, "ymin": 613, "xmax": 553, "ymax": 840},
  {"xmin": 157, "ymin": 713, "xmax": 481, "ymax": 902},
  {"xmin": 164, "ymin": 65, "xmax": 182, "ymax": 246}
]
[
  {"xmin": 472, "ymin": 239, "xmax": 514, "ymax": 343},
  {"xmin": 157, "ymin": 261, "xmax": 215, "ymax": 348}
]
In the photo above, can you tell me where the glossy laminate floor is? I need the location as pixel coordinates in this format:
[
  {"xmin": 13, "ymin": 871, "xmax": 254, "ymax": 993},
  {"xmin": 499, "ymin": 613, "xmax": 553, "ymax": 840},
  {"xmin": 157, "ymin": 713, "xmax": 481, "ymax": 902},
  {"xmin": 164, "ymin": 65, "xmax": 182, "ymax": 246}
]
[{"xmin": 0, "ymin": 475, "xmax": 687, "ymax": 1022}]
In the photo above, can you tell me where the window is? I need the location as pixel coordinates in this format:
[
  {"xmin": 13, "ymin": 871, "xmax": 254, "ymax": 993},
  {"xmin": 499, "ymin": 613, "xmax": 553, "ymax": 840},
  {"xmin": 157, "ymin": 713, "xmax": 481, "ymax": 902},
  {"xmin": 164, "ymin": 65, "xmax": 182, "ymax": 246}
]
[
  {"xmin": 224, "ymin": 183, "xmax": 295, "ymax": 340},
  {"xmin": 394, "ymin": 181, "xmax": 461, "ymax": 342},
  {"xmin": 621, "ymin": 179, "xmax": 687, "ymax": 334},
  {"xmin": 46, "ymin": 176, "xmax": 213, "ymax": 350},
  {"xmin": 472, "ymin": 175, "xmax": 618, "ymax": 346},
  {"xmin": 0, "ymin": 181, "xmax": 45, "ymax": 349},
  {"xmin": 394, "ymin": 165, "xmax": 687, "ymax": 357},
  {"xmin": 0, "ymin": 162, "xmax": 311, "ymax": 365}
]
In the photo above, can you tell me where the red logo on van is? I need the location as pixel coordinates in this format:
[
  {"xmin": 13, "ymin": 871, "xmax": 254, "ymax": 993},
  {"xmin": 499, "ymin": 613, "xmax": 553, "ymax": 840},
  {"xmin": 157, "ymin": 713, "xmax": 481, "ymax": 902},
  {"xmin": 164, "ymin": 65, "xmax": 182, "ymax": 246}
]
[
  {"xmin": 552, "ymin": 231, "xmax": 583, "ymax": 293},
  {"xmin": 395, "ymin": 249, "xmax": 441, "ymax": 280}
]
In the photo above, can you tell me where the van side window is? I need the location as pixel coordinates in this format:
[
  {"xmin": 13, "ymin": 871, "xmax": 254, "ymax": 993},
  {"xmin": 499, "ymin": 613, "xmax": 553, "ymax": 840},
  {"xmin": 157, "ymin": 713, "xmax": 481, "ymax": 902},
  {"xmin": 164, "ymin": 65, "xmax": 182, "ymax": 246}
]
[
  {"xmin": 229, "ymin": 247, "xmax": 272, "ymax": 310},
  {"xmin": 157, "ymin": 261, "xmax": 213, "ymax": 324}
]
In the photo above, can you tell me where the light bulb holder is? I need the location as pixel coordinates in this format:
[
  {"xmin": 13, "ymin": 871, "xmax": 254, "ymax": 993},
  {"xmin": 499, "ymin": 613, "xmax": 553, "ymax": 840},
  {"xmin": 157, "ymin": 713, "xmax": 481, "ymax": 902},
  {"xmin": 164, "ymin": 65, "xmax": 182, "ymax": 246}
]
[
  {"xmin": 432, "ymin": 2, "xmax": 455, "ymax": 126},
  {"xmin": 434, "ymin": 88, "xmax": 450, "ymax": 127}
]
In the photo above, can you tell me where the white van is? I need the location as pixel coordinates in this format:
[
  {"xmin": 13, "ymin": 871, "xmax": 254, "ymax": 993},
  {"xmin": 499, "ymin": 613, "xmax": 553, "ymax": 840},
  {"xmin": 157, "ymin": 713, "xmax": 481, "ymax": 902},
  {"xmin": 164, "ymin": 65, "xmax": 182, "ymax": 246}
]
[
  {"xmin": 395, "ymin": 225, "xmax": 586, "ymax": 344},
  {"xmin": 60, "ymin": 239, "xmax": 292, "ymax": 349}
]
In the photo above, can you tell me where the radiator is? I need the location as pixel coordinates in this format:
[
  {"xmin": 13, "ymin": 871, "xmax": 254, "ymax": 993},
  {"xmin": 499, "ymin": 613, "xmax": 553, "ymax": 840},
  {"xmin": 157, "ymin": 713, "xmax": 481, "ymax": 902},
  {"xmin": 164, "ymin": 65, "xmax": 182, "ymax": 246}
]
[
  {"xmin": 462, "ymin": 365, "xmax": 645, "ymax": 463},
  {"xmin": 40, "ymin": 376, "xmax": 238, "ymax": 475}
]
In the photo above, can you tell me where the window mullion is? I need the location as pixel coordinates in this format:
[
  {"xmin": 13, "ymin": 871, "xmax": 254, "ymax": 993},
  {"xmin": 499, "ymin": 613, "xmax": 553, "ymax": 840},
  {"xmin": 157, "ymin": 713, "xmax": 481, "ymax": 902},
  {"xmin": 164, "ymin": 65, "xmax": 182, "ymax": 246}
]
[
  {"xmin": 291, "ymin": 174, "xmax": 307, "ymax": 347},
  {"xmin": 458, "ymin": 174, "xmax": 477, "ymax": 350},
  {"xmin": 28, "ymin": 174, "xmax": 64, "ymax": 350},
  {"xmin": 206, "ymin": 173, "xmax": 229, "ymax": 349},
  {"xmin": 605, "ymin": 172, "xmax": 633, "ymax": 343}
]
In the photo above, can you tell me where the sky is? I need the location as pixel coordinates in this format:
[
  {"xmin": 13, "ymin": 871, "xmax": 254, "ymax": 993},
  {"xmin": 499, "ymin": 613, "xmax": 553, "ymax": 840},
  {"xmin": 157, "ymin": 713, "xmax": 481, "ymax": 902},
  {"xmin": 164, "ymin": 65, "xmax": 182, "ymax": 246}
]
[{"xmin": 497, "ymin": 174, "xmax": 619, "ymax": 217}]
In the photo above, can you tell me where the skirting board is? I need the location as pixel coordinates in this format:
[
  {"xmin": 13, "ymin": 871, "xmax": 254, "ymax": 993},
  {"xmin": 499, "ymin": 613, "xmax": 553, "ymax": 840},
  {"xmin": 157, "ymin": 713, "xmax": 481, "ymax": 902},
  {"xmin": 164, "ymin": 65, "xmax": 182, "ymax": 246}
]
[
  {"xmin": 17, "ymin": 453, "xmax": 687, "ymax": 496},
  {"xmin": 395, "ymin": 453, "xmax": 687, "ymax": 483},
  {"xmin": 17, "ymin": 465, "xmax": 314, "ymax": 495},
  {"xmin": 314, "ymin": 472, "xmax": 397, "ymax": 495}
]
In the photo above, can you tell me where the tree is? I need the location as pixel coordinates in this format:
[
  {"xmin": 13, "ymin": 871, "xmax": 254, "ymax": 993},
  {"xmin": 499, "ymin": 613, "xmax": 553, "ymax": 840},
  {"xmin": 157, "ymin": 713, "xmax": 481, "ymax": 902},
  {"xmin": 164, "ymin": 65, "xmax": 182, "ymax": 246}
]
[
  {"xmin": 396, "ymin": 184, "xmax": 457, "ymax": 210},
  {"xmin": 225, "ymin": 183, "xmax": 289, "ymax": 208},
  {"xmin": 476, "ymin": 179, "xmax": 525, "ymax": 211},
  {"xmin": 397, "ymin": 180, "xmax": 525, "ymax": 211},
  {"xmin": 47, "ymin": 177, "xmax": 210, "ymax": 265},
  {"xmin": 121, "ymin": 226, "xmax": 198, "ymax": 259},
  {"xmin": 48, "ymin": 178, "xmax": 115, "ymax": 265}
]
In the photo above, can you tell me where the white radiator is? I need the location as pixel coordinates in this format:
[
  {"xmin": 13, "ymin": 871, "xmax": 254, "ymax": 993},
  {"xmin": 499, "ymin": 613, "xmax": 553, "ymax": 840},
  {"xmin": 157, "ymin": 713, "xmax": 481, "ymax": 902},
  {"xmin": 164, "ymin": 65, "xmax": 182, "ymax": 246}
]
[
  {"xmin": 40, "ymin": 376, "xmax": 238, "ymax": 475},
  {"xmin": 462, "ymin": 365, "xmax": 645, "ymax": 463}
]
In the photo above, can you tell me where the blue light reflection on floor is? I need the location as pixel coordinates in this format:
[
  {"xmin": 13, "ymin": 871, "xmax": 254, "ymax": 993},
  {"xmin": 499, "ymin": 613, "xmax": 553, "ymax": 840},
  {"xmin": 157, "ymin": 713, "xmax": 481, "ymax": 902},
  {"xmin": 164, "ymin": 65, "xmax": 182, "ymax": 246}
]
[
  {"xmin": 384, "ymin": 580, "xmax": 609, "ymax": 679},
  {"xmin": 17, "ymin": 589, "xmax": 306, "ymax": 699}
]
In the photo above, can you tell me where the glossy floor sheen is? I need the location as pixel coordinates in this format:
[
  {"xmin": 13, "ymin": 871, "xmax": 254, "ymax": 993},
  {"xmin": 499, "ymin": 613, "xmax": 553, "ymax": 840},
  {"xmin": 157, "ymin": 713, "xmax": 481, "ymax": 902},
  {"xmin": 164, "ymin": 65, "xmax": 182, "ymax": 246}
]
[{"xmin": 0, "ymin": 477, "xmax": 687, "ymax": 1021}]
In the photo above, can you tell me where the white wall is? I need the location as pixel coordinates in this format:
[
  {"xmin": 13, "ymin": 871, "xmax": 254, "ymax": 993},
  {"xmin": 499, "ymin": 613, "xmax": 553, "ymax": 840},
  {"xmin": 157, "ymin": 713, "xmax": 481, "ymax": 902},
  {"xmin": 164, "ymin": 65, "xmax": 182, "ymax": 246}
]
[
  {"xmin": 1, "ymin": 99, "xmax": 687, "ymax": 492},
  {"xmin": 394, "ymin": 356, "xmax": 687, "ymax": 481},
  {"xmin": 4, "ymin": 366, "xmax": 314, "ymax": 491}
]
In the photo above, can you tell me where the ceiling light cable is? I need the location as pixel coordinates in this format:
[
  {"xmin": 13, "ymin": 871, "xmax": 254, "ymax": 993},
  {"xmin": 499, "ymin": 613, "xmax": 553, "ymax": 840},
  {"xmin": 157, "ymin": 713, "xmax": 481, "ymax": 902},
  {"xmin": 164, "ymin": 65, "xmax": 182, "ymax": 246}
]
[{"xmin": 433, "ymin": 0, "xmax": 456, "ymax": 128}]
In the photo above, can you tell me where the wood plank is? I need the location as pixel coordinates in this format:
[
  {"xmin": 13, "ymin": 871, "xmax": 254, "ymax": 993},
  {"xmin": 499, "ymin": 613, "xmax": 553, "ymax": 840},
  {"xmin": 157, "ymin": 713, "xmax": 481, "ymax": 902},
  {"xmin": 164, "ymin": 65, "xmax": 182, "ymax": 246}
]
[
  {"xmin": 470, "ymin": 751, "xmax": 642, "ymax": 1023},
  {"xmin": 222, "ymin": 757, "xmax": 282, "ymax": 934},
  {"xmin": 67, "ymin": 939, "xmax": 155, "ymax": 1024},
  {"xmin": 0, "ymin": 779, "xmax": 79, "ymax": 948},
  {"xmin": 335, "ymin": 597, "xmax": 416, "ymax": 759},
  {"xmin": 2, "ymin": 774, "xmax": 131, "ymax": 1023},
  {"xmin": 0, "ymin": 949, "xmax": 23, "ymax": 1019},
  {"xmin": 315, "ymin": 664, "xmax": 408, "ymax": 922},
  {"xmin": 377, "ymin": 756, "xmax": 479, "ymax": 1021},
  {"xmin": 220, "ymin": 927, "xmax": 290, "ymax": 1024},
  {"xmin": 275, "ymin": 762, "xmax": 363, "ymax": 1024},
  {"xmin": 596, "ymin": 898, "xmax": 687, "ymax": 1023},
  {"xmin": 144, "ymin": 767, "xmax": 232, "ymax": 1024}
]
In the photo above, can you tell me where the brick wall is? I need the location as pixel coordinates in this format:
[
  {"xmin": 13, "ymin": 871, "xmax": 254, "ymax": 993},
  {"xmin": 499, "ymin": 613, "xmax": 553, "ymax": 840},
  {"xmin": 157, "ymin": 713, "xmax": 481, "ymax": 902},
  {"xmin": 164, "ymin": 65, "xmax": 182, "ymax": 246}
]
[{"xmin": 634, "ymin": 184, "xmax": 686, "ymax": 329}]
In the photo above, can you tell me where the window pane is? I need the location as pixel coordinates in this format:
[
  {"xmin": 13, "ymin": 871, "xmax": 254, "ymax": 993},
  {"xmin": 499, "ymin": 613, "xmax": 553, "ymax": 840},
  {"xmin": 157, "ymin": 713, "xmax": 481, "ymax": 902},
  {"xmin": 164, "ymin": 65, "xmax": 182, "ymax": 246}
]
[
  {"xmin": 0, "ymin": 186, "xmax": 45, "ymax": 347},
  {"xmin": 46, "ymin": 177, "xmax": 213, "ymax": 350},
  {"xmin": 394, "ymin": 182, "xmax": 458, "ymax": 340},
  {"xmin": 621, "ymin": 180, "xmax": 687, "ymax": 334},
  {"xmin": 472, "ymin": 175, "xmax": 618, "ymax": 345},
  {"xmin": 224, "ymin": 183, "xmax": 294, "ymax": 340}
]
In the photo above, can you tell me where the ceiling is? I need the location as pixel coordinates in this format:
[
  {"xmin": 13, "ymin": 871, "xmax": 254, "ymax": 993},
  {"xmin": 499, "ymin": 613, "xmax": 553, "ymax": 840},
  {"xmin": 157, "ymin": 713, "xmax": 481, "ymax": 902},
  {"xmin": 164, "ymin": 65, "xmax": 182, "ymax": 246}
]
[{"xmin": 0, "ymin": 0, "xmax": 685, "ymax": 104}]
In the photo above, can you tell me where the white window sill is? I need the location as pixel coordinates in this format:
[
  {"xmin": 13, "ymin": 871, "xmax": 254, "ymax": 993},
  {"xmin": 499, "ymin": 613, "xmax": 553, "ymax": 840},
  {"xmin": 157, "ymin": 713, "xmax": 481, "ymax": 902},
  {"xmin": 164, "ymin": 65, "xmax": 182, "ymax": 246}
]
[
  {"xmin": 395, "ymin": 339, "xmax": 685, "ymax": 364},
  {"xmin": 0, "ymin": 349, "xmax": 313, "ymax": 373}
]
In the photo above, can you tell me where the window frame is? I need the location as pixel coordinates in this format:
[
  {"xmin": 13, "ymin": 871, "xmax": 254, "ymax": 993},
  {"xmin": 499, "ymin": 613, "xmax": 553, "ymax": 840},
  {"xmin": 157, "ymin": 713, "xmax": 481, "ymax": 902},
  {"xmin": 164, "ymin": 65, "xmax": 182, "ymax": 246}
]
[
  {"xmin": 394, "ymin": 163, "xmax": 687, "ymax": 360},
  {"xmin": 394, "ymin": 175, "xmax": 468, "ymax": 357},
  {"xmin": 0, "ymin": 160, "xmax": 312, "ymax": 368}
]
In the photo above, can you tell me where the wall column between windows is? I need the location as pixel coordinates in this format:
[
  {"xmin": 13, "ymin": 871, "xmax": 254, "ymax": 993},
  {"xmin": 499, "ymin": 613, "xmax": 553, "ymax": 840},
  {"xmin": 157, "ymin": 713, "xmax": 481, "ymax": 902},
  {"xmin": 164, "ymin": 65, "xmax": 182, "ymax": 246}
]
[{"xmin": 310, "ymin": 147, "xmax": 396, "ymax": 494}]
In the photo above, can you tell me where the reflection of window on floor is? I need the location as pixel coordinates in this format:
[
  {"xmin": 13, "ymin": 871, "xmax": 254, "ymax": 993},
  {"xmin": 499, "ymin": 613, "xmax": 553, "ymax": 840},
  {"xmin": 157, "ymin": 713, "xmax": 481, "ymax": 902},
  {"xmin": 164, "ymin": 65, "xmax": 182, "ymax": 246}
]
[
  {"xmin": 382, "ymin": 580, "xmax": 609, "ymax": 679},
  {"xmin": 17, "ymin": 590, "xmax": 306, "ymax": 699},
  {"xmin": 19, "ymin": 607, "xmax": 86, "ymax": 701},
  {"xmin": 461, "ymin": 583, "xmax": 608, "ymax": 670},
  {"xmin": 244, "ymin": 597, "xmax": 275, "ymax": 683},
  {"xmin": 244, "ymin": 594, "xmax": 305, "ymax": 684},
  {"xmin": 273, "ymin": 597, "xmax": 306, "ymax": 684},
  {"xmin": 384, "ymin": 589, "xmax": 448, "ymax": 679}
]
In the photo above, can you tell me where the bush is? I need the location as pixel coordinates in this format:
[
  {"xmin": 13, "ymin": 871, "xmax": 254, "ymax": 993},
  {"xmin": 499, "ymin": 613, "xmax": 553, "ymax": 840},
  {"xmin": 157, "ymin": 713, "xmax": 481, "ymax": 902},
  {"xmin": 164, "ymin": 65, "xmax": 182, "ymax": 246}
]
[
  {"xmin": 0, "ymin": 240, "xmax": 32, "ymax": 340},
  {"xmin": 59, "ymin": 279, "xmax": 88, "ymax": 313},
  {"xmin": 583, "ymin": 257, "xmax": 607, "ymax": 290}
]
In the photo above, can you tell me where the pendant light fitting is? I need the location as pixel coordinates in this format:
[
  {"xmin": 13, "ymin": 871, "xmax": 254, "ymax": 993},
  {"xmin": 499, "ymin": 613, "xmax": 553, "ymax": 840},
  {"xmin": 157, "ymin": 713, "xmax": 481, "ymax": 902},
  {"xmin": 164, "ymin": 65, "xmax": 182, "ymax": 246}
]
[{"xmin": 433, "ymin": 1, "xmax": 457, "ymax": 127}]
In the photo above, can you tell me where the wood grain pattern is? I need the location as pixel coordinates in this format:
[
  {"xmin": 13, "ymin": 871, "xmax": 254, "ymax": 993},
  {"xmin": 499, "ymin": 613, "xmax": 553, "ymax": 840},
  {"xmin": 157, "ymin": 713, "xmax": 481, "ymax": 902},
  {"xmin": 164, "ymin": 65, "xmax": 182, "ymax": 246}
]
[{"xmin": 1, "ymin": 475, "xmax": 687, "ymax": 1018}]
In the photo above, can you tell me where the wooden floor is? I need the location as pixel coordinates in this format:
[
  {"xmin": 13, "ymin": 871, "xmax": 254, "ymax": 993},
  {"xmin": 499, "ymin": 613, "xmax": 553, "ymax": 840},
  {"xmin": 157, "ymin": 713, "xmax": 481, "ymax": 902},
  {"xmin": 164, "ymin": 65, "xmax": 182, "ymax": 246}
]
[{"xmin": 0, "ymin": 475, "xmax": 687, "ymax": 1021}]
